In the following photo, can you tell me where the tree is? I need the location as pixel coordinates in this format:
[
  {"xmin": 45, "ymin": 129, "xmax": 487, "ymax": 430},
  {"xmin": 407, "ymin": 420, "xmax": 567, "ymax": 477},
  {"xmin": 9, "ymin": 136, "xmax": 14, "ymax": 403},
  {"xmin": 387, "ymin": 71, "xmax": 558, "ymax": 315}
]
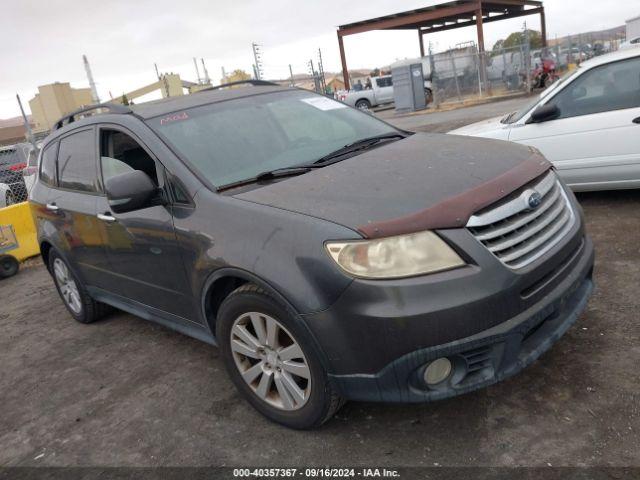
[
  {"xmin": 222, "ymin": 69, "xmax": 251, "ymax": 84},
  {"xmin": 492, "ymin": 29, "xmax": 543, "ymax": 51},
  {"xmin": 120, "ymin": 94, "xmax": 130, "ymax": 106}
]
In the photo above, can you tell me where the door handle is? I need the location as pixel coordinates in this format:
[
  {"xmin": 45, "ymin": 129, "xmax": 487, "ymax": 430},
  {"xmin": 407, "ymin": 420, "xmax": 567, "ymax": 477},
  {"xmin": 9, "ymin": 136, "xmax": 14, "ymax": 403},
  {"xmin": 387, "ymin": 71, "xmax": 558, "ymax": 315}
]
[
  {"xmin": 46, "ymin": 203, "xmax": 59, "ymax": 212},
  {"xmin": 97, "ymin": 213, "xmax": 116, "ymax": 223},
  {"xmin": 633, "ymin": 117, "xmax": 640, "ymax": 124}
]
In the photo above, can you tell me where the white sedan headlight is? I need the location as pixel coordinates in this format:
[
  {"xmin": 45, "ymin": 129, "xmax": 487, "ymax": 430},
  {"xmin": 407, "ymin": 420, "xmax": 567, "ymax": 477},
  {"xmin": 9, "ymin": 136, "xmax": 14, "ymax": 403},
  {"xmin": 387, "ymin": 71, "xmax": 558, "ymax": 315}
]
[{"xmin": 325, "ymin": 230, "xmax": 465, "ymax": 279}]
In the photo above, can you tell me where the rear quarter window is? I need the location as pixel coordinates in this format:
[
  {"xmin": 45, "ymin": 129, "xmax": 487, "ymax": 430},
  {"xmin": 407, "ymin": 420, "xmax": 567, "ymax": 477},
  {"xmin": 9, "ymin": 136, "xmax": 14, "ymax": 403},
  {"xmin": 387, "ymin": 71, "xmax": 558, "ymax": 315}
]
[
  {"xmin": 40, "ymin": 143, "xmax": 58, "ymax": 186},
  {"xmin": 57, "ymin": 129, "xmax": 98, "ymax": 192}
]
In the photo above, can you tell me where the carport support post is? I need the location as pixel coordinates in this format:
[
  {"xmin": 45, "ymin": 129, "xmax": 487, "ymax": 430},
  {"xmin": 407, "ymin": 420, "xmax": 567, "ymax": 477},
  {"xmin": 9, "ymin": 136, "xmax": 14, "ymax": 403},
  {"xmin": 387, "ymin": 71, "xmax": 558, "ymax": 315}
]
[
  {"xmin": 475, "ymin": 6, "xmax": 488, "ymax": 96},
  {"xmin": 338, "ymin": 32, "xmax": 350, "ymax": 90},
  {"xmin": 418, "ymin": 29, "xmax": 425, "ymax": 57},
  {"xmin": 540, "ymin": 7, "xmax": 548, "ymax": 49}
]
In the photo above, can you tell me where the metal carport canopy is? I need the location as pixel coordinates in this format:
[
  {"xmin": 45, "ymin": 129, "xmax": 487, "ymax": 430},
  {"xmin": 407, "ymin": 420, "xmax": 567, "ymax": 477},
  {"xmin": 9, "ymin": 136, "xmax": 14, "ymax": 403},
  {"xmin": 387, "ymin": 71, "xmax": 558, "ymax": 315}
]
[{"xmin": 336, "ymin": 0, "xmax": 545, "ymax": 90}]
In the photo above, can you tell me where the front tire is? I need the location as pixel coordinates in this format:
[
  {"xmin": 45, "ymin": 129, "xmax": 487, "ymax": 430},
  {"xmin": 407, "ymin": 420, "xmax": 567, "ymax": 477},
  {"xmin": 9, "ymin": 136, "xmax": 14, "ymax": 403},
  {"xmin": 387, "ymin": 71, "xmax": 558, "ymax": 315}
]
[
  {"xmin": 49, "ymin": 249, "xmax": 109, "ymax": 324},
  {"xmin": 217, "ymin": 284, "xmax": 342, "ymax": 429}
]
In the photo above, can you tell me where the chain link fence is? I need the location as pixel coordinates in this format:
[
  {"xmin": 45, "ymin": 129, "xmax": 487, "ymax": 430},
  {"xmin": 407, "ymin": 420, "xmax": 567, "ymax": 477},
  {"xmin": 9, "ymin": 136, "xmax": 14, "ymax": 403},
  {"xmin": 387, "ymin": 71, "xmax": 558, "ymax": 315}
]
[
  {"xmin": 428, "ymin": 44, "xmax": 533, "ymax": 107},
  {"xmin": 426, "ymin": 34, "xmax": 623, "ymax": 108},
  {"xmin": 0, "ymin": 143, "xmax": 39, "ymax": 208}
]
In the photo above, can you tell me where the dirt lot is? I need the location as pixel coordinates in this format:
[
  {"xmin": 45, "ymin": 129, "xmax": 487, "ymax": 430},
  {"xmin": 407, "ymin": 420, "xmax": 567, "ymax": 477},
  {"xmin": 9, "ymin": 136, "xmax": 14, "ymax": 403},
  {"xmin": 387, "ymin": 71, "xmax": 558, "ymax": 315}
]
[{"xmin": 1, "ymin": 99, "xmax": 639, "ymax": 470}]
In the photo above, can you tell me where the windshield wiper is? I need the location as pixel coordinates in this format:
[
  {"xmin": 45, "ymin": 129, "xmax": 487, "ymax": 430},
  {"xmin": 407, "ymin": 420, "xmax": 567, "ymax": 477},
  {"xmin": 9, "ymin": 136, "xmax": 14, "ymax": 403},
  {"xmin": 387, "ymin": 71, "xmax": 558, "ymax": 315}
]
[
  {"xmin": 501, "ymin": 111, "xmax": 517, "ymax": 124},
  {"xmin": 313, "ymin": 133, "xmax": 406, "ymax": 165},
  {"xmin": 254, "ymin": 165, "xmax": 321, "ymax": 181}
]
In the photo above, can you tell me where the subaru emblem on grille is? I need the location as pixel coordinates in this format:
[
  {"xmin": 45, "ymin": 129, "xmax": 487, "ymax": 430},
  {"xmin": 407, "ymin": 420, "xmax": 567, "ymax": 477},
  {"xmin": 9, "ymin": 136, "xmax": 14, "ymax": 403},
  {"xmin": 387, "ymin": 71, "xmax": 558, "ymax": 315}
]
[{"xmin": 527, "ymin": 191, "xmax": 542, "ymax": 209}]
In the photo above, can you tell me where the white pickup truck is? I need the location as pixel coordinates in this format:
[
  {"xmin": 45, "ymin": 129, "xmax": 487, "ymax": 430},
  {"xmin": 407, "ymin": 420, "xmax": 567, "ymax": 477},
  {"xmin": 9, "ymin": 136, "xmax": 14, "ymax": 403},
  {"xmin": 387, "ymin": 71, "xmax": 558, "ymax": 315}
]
[
  {"xmin": 338, "ymin": 76, "xmax": 395, "ymax": 110},
  {"xmin": 339, "ymin": 74, "xmax": 433, "ymax": 110}
]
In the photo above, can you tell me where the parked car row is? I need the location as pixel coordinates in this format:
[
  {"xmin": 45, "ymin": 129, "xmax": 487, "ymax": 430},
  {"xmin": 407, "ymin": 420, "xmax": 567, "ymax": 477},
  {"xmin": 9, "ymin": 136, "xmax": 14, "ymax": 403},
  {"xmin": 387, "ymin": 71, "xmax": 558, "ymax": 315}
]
[
  {"xmin": 31, "ymin": 79, "xmax": 594, "ymax": 429},
  {"xmin": 22, "ymin": 45, "xmax": 637, "ymax": 430}
]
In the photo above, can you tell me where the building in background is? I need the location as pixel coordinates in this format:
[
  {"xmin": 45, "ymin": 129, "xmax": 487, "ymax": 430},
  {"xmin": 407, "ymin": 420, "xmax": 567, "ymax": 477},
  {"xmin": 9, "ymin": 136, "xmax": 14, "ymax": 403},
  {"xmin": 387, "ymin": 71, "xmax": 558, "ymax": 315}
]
[
  {"xmin": 627, "ymin": 15, "xmax": 640, "ymax": 39},
  {"xmin": 0, "ymin": 117, "xmax": 35, "ymax": 147},
  {"xmin": 28, "ymin": 82, "xmax": 92, "ymax": 133}
]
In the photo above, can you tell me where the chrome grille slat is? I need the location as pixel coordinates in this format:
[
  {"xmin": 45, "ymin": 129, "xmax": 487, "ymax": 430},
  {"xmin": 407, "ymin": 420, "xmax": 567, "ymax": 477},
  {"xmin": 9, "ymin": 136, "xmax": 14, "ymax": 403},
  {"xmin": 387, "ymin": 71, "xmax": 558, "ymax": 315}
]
[
  {"xmin": 497, "ymin": 209, "xmax": 571, "ymax": 263},
  {"xmin": 486, "ymin": 197, "xmax": 566, "ymax": 252},
  {"xmin": 474, "ymin": 184, "xmax": 561, "ymax": 241},
  {"xmin": 466, "ymin": 171, "xmax": 575, "ymax": 269}
]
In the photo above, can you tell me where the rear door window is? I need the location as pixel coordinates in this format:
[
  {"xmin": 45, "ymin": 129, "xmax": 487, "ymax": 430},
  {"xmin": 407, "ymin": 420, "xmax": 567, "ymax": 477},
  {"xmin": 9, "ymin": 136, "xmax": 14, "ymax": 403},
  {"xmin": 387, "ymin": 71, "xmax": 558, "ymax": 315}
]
[
  {"xmin": 40, "ymin": 143, "xmax": 59, "ymax": 186},
  {"xmin": 58, "ymin": 129, "xmax": 98, "ymax": 192}
]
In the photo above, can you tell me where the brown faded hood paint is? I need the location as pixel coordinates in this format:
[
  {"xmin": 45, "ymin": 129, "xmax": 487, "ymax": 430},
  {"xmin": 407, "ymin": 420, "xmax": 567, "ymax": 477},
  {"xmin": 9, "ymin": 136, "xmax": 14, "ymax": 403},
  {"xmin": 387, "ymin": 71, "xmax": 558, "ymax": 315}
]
[{"xmin": 233, "ymin": 133, "xmax": 552, "ymax": 238}]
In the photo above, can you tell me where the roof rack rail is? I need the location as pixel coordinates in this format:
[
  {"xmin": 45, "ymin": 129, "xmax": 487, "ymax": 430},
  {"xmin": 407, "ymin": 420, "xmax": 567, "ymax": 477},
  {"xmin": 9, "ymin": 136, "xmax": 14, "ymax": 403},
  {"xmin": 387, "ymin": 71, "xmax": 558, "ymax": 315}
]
[
  {"xmin": 199, "ymin": 80, "xmax": 280, "ymax": 92},
  {"xmin": 53, "ymin": 103, "xmax": 132, "ymax": 130}
]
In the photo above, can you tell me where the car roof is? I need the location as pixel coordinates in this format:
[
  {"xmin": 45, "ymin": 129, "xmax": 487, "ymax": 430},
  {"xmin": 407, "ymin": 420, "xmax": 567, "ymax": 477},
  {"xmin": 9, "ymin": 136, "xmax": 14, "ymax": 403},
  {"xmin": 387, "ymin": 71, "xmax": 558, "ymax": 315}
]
[
  {"xmin": 131, "ymin": 84, "xmax": 292, "ymax": 119},
  {"xmin": 41, "ymin": 84, "xmax": 299, "ymax": 147},
  {"xmin": 579, "ymin": 47, "xmax": 640, "ymax": 69}
]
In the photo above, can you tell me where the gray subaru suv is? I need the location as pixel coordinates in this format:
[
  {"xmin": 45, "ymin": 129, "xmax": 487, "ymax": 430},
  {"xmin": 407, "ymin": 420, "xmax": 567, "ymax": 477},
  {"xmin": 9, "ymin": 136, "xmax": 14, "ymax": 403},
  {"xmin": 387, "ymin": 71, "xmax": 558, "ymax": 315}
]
[{"xmin": 31, "ymin": 81, "xmax": 594, "ymax": 429}]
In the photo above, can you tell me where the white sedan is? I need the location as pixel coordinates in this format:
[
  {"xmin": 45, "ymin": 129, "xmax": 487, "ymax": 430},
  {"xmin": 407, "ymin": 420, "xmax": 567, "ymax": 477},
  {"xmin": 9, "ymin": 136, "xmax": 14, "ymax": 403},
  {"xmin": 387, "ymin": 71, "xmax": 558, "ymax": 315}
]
[{"xmin": 449, "ymin": 48, "xmax": 640, "ymax": 191}]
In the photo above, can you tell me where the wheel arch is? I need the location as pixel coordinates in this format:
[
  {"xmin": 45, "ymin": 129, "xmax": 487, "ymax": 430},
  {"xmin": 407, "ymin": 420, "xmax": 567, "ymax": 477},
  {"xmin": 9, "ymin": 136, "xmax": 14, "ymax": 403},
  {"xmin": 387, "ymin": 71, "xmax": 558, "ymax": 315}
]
[
  {"xmin": 201, "ymin": 268, "xmax": 294, "ymax": 335},
  {"xmin": 40, "ymin": 240, "xmax": 53, "ymax": 272},
  {"xmin": 200, "ymin": 267, "xmax": 332, "ymax": 372}
]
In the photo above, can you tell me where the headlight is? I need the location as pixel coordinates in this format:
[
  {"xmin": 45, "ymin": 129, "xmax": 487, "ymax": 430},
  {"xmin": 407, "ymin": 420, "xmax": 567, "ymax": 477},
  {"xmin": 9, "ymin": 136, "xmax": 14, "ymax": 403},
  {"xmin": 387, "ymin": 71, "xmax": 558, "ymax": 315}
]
[{"xmin": 325, "ymin": 230, "xmax": 465, "ymax": 279}]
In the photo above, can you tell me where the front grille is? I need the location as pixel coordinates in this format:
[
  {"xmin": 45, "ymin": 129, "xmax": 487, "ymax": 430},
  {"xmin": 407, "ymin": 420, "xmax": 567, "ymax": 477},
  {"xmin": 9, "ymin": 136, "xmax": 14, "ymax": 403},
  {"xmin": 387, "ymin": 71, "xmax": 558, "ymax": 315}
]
[{"xmin": 467, "ymin": 171, "xmax": 575, "ymax": 269}]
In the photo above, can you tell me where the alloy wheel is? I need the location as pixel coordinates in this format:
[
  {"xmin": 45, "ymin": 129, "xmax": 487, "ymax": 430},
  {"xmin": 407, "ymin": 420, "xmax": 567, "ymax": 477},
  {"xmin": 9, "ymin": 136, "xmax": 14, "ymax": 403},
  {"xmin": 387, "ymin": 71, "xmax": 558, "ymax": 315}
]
[
  {"xmin": 53, "ymin": 258, "xmax": 82, "ymax": 314},
  {"xmin": 230, "ymin": 312, "xmax": 311, "ymax": 411}
]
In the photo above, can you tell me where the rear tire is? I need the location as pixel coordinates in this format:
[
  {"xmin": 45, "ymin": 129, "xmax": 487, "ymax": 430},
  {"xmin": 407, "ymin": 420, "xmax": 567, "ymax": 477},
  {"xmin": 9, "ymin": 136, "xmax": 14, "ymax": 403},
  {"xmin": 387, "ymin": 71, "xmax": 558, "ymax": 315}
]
[
  {"xmin": 49, "ymin": 249, "xmax": 109, "ymax": 324},
  {"xmin": 217, "ymin": 284, "xmax": 343, "ymax": 429},
  {"xmin": 355, "ymin": 99, "xmax": 371, "ymax": 111},
  {"xmin": 0, "ymin": 255, "xmax": 19, "ymax": 278}
]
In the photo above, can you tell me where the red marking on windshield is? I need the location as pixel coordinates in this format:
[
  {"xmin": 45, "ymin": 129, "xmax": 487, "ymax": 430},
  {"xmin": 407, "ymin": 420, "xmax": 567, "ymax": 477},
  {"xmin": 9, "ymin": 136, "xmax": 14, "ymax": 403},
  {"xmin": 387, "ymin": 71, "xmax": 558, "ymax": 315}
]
[{"xmin": 160, "ymin": 112, "xmax": 189, "ymax": 125}]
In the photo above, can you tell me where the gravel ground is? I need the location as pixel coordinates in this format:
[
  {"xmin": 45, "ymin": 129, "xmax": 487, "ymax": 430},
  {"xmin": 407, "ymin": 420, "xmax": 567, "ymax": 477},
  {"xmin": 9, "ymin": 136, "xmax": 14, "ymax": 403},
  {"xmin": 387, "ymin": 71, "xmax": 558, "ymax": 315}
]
[{"xmin": 0, "ymin": 99, "xmax": 638, "ymax": 472}]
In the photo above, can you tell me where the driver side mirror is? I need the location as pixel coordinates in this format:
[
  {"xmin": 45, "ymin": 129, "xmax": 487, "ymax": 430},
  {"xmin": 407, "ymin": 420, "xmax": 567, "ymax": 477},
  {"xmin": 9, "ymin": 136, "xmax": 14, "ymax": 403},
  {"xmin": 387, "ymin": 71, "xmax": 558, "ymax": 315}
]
[
  {"xmin": 527, "ymin": 104, "xmax": 560, "ymax": 124},
  {"xmin": 105, "ymin": 170, "xmax": 161, "ymax": 214}
]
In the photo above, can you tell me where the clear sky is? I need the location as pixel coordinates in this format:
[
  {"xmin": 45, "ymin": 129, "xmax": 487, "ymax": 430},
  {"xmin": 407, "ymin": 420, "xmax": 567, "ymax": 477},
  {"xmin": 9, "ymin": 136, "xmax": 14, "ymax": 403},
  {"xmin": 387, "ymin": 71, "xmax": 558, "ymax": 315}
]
[{"xmin": 1, "ymin": 0, "xmax": 638, "ymax": 119}]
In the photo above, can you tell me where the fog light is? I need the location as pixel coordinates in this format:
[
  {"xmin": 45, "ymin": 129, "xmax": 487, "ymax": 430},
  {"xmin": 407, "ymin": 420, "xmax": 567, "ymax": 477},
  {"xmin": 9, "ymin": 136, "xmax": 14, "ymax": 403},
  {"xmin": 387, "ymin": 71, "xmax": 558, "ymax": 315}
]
[{"xmin": 423, "ymin": 358, "xmax": 452, "ymax": 385}]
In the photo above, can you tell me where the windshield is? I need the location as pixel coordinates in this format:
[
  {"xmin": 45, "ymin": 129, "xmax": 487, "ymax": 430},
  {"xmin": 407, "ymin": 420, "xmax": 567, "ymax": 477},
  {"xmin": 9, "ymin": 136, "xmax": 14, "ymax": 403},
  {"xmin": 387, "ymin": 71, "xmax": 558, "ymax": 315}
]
[
  {"xmin": 501, "ymin": 67, "xmax": 582, "ymax": 124},
  {"xmin": 149, "ymin": 90, "xmax": 398, "ymax": 188}
]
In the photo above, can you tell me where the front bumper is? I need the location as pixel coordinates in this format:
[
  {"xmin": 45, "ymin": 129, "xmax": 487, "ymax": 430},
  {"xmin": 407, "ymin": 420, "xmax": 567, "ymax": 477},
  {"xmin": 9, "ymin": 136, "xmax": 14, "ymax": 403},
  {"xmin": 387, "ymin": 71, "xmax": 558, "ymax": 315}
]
[
  {"xmin": 303, "ymin": 227, "xmax": 594, "ymax": 402},
  {"xmin": 332, "ymin": 271, "xmax": 592, "ymax": 403}
]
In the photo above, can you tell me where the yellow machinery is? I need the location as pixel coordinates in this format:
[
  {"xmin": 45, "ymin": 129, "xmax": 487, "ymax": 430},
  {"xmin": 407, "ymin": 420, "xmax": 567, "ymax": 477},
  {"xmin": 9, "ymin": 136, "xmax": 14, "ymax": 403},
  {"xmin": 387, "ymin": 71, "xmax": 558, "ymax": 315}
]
[{"xmin": 0, "ymin": 202, "xmax": 40, "ymax": 278}]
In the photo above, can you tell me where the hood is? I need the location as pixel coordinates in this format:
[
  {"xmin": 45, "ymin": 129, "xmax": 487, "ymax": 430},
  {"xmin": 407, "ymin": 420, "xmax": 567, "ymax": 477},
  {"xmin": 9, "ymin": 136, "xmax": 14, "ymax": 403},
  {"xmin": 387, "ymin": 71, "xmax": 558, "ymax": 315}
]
[
  {"xmin": 448, "ymin": 115, "xmax": 509, "ymax": 136},
  {"xmin": 233, "ymin": 133, "xmax": 551, "ymax": 238}
]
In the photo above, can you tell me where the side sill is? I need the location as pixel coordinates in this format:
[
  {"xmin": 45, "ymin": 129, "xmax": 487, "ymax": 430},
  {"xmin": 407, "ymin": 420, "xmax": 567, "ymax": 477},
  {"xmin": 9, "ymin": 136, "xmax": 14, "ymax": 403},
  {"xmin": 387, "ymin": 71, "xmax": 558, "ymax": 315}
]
[{"xmin": 86, "ymin": 286, "xmax": 217, "ymax": 346}]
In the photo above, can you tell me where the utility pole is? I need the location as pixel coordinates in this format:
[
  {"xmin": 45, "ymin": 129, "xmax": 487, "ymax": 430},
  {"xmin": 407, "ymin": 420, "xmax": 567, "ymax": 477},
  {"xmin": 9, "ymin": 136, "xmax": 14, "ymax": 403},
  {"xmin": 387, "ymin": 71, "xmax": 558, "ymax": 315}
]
[
  {"xmin": 524, "ymin": 21, "xmax": 531, "ymax": 92},
  {"xmin": 82, "ymin": 54, "xmax": 100, "ymax": 104},
  {"xmin": 201, "ymin": 58, "xmax": 211, "ymax": 84},
  {"xmin": 317, "ymin": 48, "xmax": 327, "ymax": 93},
  {"xmin": 16, "ymin": 94, "xmax": 36, "ymax": 149},
  {"xmin": 221, "ymin": 66, "xmax": 227, "ymax": 83},
  {"xmin": 154, "ymin": 63, "xmax": 161, "ymax": 80},
  {"xmin": 308, "ymin": 59, "xmax": 320, "ymax": 93},
  {"xmin": 289, "ymin": 64, "xmax": 294, "ymax": 87},
  {"xmin": 193, "ymin": 57, "xmax": 202, "ymax": 84},
  {"xmin": 252, "ymin": 42, "xmax": 263, "ymax": 80}
]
